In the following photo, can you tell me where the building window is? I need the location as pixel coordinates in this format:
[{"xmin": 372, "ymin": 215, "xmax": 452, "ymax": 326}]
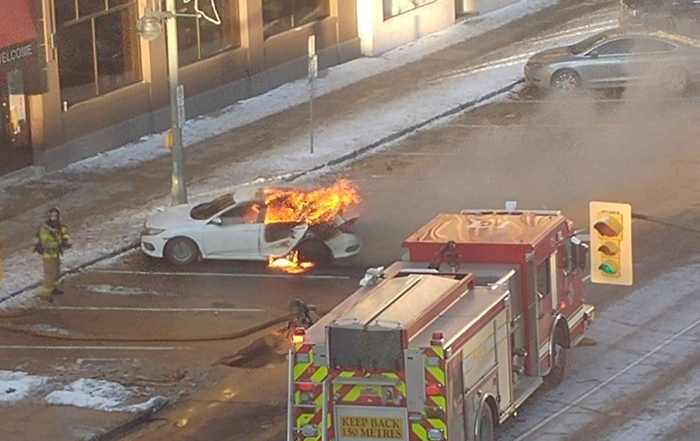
[
  {"xmin": 55, "ymin": 0, "xmax": 141, "ymax": 106},
  {"xmin": 262, "ymin": 0, "xmax": 329, "ymax": 39},
  {"xmin": 383, "ymin": 0, "xmax": 437, "ymax": 20},
  {"xmin": 175, "ymin": 0, "xmax": 239, "ymax": 66}
]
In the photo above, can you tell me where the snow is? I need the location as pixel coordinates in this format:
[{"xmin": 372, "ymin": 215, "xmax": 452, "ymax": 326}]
[
  {"xmin": 30, "ymin": 324, "xmax": 71, "ymax": 335},
  {"xmin": 0, "ymin": 371, "xmax": 49, "ymax": 403},
  {"xmin": 85, "ymin": 285, "xmax": 163, "ymax": 296},
  {"xmin": 0, "ymin": 5, "xmax": 617, "ymax": 302},
  {"xmin": 44, "ymin": 378, "xmax": 165, "ymax": 413}
]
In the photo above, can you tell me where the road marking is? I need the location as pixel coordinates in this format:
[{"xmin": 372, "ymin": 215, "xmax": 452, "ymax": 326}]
[
  {"xmin": 513, "ymin": 314, "xmax": 700, "ymax": 441},
  {"xmin": 583, "ymin": 275, "xmax": 591, "ymax": 282},
  {"xmin": 35, "ymin": 306, "xmax": 265, "ymax": 313},
  {"xmin": 90, "ymin": 269, "xmax": 351, "ymax": 280},
  {"xmin": 447, "ymin": 122, "xmax": 697, "ymax": 129},
  {"xmin": 0, "ymin": 345, "xmax": 189, "ymax": 351}
]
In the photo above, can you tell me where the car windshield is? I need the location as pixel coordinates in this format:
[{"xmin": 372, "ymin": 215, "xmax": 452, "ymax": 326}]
[
  {"xmin": 568, "ymin": 33, "xmax": 610, "ymax": 54},
  {"xmin": 190, "ymin": 194, "xmax": 235, "ymax": 220}
]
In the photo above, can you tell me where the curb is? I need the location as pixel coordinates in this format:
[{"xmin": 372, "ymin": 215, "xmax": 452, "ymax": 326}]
[
  {"xmin": 0, "ymin": 80, "xmax": 521, "ymax": 307},
  {"xmin": 86, "ymin": 397, "xmax": 170, "ymax": 441}
]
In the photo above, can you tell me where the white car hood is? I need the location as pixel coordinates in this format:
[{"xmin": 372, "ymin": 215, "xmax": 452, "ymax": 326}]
[{"xmin": 145, "ymin": 205, "xmax": 197, "ymax": 229}]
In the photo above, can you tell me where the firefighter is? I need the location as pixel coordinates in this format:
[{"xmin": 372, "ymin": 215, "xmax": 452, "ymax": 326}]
[
  {"xmin": 34, "ymin": 207, "xmax": 71, "ymax": 301},
  {"xmin": 428, "ymin": 240, "xmax": 461, "ymax": 272}
]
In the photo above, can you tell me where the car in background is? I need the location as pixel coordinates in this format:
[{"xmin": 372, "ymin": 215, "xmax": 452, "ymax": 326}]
[
  {"xmin": 140, "ymin": 186, "xmax": 362, "ymax": 266},
  {"xmin": 524, "ymin": 29, "xmax": 700, "ymax": 94},
  {"xmin": 620, "ymin": 0, "xmax": 700, "ymax": 37}
]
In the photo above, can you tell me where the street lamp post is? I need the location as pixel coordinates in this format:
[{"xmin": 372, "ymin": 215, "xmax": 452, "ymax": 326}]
[{"xmin": 137, "ymin": 3, "xmax": 191, "ymax": 206}]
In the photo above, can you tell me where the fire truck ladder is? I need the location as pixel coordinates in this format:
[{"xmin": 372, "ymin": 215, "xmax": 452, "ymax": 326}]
[{"xmin": 287, "ymin": 348, "xmax": 331, "ymax": 441}]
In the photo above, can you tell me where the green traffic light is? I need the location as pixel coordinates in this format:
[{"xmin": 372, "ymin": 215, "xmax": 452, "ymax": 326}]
[{"xmin": 599, "ymin": 262, "xmax": 617, "ymax": 275}]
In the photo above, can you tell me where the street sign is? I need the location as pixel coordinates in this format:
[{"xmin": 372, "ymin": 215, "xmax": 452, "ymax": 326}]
[
  {"xmin": 308, "ymin": 35, "xmax": 316, "ymax": 56},
  {"xmin": 308, "ymin": 35, "xmax": 318, "ymax": 83},
  {"xmin": 176, "ymin": 85, "xmax": 185, "ymax": 107},
  {"xmin": 178, "ymin": 106, "xmax": 185, "ymax": 128},
  {"xmin": 308, "ymin": 54, "xmax": 318, "ymax": 82}
]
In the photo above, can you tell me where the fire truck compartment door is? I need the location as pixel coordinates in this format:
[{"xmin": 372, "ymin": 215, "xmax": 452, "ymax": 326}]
[{"xmin": 335, "ymin": 406, "xmax": 409, "ymax": 441}]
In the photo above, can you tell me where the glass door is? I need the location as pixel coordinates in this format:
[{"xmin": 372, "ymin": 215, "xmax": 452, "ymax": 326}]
[{"xmin": 0, "ymin": 69, "xmax": 32, "ymax": 176}]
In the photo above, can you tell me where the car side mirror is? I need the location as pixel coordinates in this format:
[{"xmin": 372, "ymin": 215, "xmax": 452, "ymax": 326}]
[
  {"xmin": 210, "ymin": 217, "xmax": 223, "ymax": 226},
  {"xmin": 588, "ymin": 50, "xmax": 599, "ymax": 58}
]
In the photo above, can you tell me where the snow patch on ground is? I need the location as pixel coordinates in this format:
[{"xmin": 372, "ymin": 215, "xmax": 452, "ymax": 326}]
[
  {"xmin": 0, "ymin": 371, "xmax": 49, "ymax": 403},
  {"xmin": 84, "ymin": 285, "xmax": 162, "ymax": 296},
  {"xmin": 30, "ymin": 324, "xmax": 71, "ymax": 335},
  {"xmin": 44, "ymin": 378, "xmax": 164, "ymax": 413}
]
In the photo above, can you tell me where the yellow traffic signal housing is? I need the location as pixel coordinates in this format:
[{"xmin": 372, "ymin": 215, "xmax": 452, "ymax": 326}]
[{"xmin": 589, "ymin": 201, "xmax": 633, "ymax": 286}]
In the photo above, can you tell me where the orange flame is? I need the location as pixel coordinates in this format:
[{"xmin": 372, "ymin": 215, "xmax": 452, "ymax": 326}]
[
  {"xmin": 264, "ymin": 179, "xmax": 361, "ymax": 225},
  {"xmin": 268, "ymin": 251, "xmax": 315, "ymax": 274}
]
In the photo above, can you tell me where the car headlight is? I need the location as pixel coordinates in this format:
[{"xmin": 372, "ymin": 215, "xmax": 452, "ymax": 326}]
[
  {"xmin": 527, "ymin": 61, "xmax": 543, "ymax": 69},
  {"xmin": 142, "ymin": 228, "xmax": 165, "ymax": 236}
]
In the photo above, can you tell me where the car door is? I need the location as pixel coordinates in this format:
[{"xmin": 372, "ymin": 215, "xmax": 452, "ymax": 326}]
[
  {"xmin": 626, "ymin": 37, "xmax": 679, "ymax": 85},
  {"xmin": 579, "ymin": 38, "xmax": 634, "ymax": 87},
  {"xmin": 201, "ymin": 203, "xmax": 262, "ymax": 259}
]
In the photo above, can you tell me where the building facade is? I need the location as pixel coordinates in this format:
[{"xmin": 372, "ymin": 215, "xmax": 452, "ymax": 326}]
[
  {"xmin": 357, "ymin": 0, "xmax": 521, "ymax": 56},
  {"xmin": 1, "ymin": 0, "xmax": 360, "ymax": 177},
  {"xmin": 1, "ymin": 0, "xmax": 519, "ymax": 179}
]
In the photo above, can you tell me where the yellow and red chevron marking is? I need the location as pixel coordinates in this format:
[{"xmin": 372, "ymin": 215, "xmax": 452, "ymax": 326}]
[
  {"xmin": 330, "ymin": 370, "xmax": 407, "ymax": 407},
  {"xmin": 422, "ymin": 346, "xmax": 447, "ymax": 439}
]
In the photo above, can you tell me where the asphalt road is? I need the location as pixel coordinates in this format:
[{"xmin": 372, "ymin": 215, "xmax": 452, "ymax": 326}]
[{"xmin": 8, "ymin": 2, "xmax": 700, "ymax": 441}]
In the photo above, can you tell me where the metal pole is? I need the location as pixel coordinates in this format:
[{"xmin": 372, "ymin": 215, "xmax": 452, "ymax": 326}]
[
  {"xmin": 287, "ymin": 349, "xmax": 294, "ymax": 441},
  {"xmin": 309, "ymin": 84, "xmax": 314, "ymax": 155},
  {"xmin": 166, "ymin": 0, "xmax": 187, "ymax": 205},
  {"xmin": 321, "ymin": 379, "xmax": 328, "ymax": 441}
]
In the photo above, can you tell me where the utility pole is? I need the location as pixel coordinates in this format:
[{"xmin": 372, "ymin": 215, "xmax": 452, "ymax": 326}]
[{"xmin": 166, "ymin": 0, "xmax": 187, "ymax": 205}]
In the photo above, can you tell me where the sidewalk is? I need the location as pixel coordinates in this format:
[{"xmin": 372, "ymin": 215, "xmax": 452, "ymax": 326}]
[{"xmin": 0, "ymin": 0, "xmax": 614, "ymax": 303}]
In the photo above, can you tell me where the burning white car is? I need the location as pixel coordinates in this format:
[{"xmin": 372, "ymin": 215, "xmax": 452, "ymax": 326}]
[{"xmin": 140, "ymin": 180, "xmax": 362, "ymax": 272}]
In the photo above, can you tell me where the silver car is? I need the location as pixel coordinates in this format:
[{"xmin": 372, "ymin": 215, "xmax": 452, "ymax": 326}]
[{"xmin": 524, "ymin": 29, "xmax": 700, "ymax": 94}]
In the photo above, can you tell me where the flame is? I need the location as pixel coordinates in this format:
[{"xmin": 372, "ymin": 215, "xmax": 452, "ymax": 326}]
[
  {"xmin": 264, "ymin": 179, "xmax": 361, "ymax": 225},
  {"xmin": 268, "ymin": 251, "xmax": 315, "ymax": 274}
]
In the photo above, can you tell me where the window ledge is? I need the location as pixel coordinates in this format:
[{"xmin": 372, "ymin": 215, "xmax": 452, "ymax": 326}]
[{"xmin": 264, "ymin": 15, "xmax": 337, "ymax": 44}]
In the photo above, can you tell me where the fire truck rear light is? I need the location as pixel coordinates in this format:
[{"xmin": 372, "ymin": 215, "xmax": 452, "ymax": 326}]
[
  {"xmin": 292, "ymin": 327, "xmax": 306, "ymax": 344},
  {"xmin": 298, "ymin": 382, "xmax": 314, "ymax": 392},
  {"xmin": 427, "ymin": 428, "xmax": 443, "ymax": 441},
  {"xmin": 425, "ymin": 384, "xmax": 441, "ymax": 396}
]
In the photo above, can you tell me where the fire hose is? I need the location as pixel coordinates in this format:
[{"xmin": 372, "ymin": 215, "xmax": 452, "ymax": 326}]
[{"xmin": 0, "ymin": 302, "xmax": 325, "ymax": 343}]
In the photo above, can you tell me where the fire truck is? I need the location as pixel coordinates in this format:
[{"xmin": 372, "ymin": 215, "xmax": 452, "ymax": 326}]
[{"xmin": 287, "ymin": 207, "xmax": 595, "ymax": 441}]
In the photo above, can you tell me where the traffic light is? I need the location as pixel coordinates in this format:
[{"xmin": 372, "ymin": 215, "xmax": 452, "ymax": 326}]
[{"xmin": 589, "ymin": 201, "xmax": 632, "ymax": 286}]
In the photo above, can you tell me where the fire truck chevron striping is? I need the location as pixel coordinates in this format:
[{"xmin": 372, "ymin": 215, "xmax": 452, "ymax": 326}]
[{"xmin": 287, "ymin": 208, "xmax": 595, "ymax": 441}]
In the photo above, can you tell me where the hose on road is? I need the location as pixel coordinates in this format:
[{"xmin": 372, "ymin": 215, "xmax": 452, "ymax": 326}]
[
  {"xmin": 0, "ymin": 314, "xmax": 293, "ymax": 343},
  {"xmin": 0, "ymin": 308, "xmax": 330, "ymax": 343}
]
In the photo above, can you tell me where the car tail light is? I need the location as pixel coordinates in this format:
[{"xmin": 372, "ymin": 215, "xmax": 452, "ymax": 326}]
[{"xmin": 338, "ymin": 217, "xmax": 358, "ymax": 234}]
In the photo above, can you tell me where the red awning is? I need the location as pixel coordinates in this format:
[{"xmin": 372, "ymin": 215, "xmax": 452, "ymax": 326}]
[{"xmin": 0, "ymin": 0, "xmax": 37, "ymax": 49}]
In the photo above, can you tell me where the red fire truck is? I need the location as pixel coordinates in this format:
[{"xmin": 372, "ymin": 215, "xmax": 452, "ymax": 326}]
[{"xmin": 287, "ymin": 208, "xmax": 595, "ymax": 441}]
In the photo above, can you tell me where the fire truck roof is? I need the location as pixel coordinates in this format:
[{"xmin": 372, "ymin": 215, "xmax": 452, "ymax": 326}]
[{"xmin": 403, "ymin": 210, "xmax": 566, "ymax": 247}]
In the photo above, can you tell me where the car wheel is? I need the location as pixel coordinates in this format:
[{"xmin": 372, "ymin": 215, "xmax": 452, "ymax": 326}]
[
  {"xmin": 663, "ymin": 67, "xmax": 688, "ymax": 95},
  {"xmin": 475, "ymin": 402, "xmax": 494, "ymax": 441},
  {"xmin": 164, "ymin": 237, "xmax": 199, "ymax": 265},
  {"xmin": 296, "ymin": 240, "xmax": 333, "ymax": 267},
  {"xmin": 544, "ymin": 327, "xmax": 567, "ymax": 389},
  {"xmin": 551, "ymin": 69, "xmax": 580, "ymax": 94}
]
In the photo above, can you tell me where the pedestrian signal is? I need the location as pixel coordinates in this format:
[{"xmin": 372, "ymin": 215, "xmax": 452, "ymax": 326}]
[{"xmin": 589, "ymin": 201, "xmax": 632, "ymax": 286}]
